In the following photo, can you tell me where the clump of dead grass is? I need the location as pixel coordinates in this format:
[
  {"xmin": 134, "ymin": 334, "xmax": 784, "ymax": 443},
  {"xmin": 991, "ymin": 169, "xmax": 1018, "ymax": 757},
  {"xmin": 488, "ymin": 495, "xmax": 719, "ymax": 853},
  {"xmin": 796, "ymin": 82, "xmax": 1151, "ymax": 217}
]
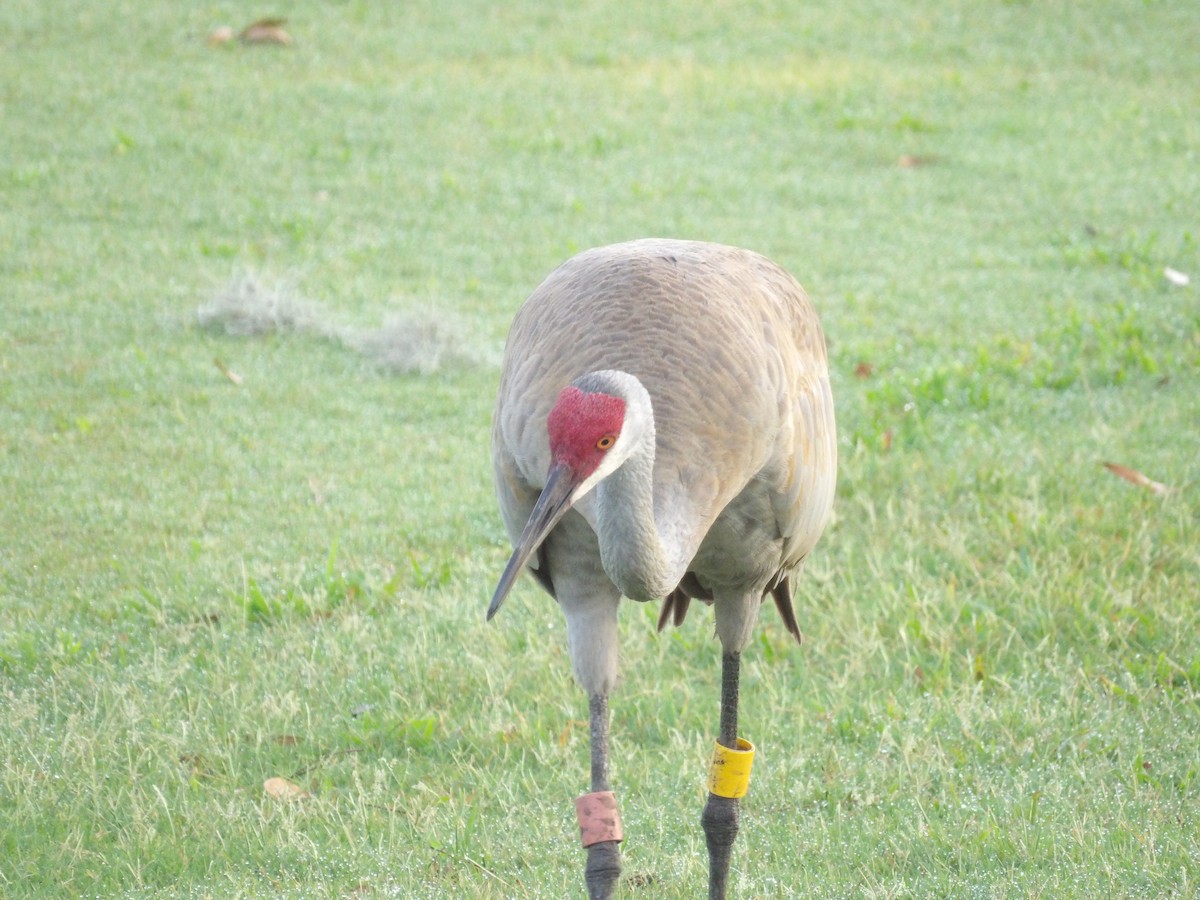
[
  {"xmin": 196, "ymin": 271, "xmax": 327, "ymax": 338},
  {"xmin": 197, "ymin": 271, "xmax": 481, "ymax": 375},
  {"xmin": 343, "ymin": 314, "xmax": 465, "ymax": 376}
]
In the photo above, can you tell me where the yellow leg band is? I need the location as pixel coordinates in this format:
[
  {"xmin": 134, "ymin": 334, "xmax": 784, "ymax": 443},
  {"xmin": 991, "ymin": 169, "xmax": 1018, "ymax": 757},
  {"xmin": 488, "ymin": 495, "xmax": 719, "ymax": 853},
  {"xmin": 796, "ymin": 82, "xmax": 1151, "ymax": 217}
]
[{"xmin": 707, "ymin": 738, "xmax": 755, "ymax": 798}]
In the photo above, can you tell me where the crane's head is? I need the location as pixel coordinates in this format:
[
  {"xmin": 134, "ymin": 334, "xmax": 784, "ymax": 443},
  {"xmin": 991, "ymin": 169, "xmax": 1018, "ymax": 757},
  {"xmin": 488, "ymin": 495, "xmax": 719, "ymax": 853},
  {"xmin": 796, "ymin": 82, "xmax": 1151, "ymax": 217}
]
[
  {"xmin": 546, "ymin": 385, "xmax": 627, "ymax": 486},
  {"xmin": 488, "ymin": 372, "xmax": 648, "ymax": 620}
]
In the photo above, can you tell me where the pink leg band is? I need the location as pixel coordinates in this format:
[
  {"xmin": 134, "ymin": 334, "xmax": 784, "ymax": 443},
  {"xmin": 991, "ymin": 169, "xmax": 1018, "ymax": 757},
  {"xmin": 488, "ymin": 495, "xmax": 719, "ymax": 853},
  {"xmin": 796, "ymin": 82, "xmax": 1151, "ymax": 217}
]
[{"xmin": 575, "ymin": 791, "xmax": 624, "ymax": 847}]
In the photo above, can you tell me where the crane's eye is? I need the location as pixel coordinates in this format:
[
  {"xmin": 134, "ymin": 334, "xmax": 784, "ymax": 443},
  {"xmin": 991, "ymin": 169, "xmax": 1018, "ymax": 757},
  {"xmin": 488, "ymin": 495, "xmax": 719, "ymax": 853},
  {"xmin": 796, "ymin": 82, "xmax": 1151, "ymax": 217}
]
[{"xmin": 596, "ymin": 434, "xmax": 616, "ymax": 450}]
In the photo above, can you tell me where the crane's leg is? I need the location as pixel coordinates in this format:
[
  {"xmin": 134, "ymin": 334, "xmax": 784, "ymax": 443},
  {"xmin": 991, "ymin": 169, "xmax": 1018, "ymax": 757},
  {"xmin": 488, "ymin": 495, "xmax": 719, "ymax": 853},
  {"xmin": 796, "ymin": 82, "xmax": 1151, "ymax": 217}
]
[
  {"xmin": 553, "ymin": 538, "xmax": 623, "ymax": 899},
  {"xmin": 580, "ymin": 692, "xmax": 622, "ymax": 899},
  {"xmin": 701, "ymin": 650, "xmax": 744, "ymax": 900}
]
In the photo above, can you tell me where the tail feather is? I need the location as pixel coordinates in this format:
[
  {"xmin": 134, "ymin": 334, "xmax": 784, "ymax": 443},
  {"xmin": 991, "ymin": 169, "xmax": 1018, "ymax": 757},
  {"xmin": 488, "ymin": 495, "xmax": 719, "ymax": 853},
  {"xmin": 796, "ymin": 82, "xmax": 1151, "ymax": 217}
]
[
  {"xmin": 656, "ymin": 589, "xmax": 692, "ymax": 632},
  {"xmin": 657, "ymin": 578, "xmax": 800, "ymax": 645},
  {"xmin": 770, "ymin": 579, "xmax": 803, "ymax": 645}
]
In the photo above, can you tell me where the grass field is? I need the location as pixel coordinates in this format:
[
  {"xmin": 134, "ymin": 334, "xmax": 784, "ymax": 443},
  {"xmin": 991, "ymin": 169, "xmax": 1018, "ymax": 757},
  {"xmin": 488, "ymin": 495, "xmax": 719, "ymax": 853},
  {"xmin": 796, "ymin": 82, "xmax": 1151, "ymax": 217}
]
[{"xmin": 2, "ymin": 0, "xmax": 1199, "ymax": 896}]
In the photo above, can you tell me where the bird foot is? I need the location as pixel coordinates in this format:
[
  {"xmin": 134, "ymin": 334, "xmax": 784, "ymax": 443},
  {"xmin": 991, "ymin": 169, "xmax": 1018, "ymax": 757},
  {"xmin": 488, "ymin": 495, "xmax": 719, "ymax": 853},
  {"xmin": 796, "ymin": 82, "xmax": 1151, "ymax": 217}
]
[
  {"xmin": 584, "ymin": 840, "xmax": 622, "ymax": 899},
  {"xmin": 702, "ymin": 736, "xmax": 753, "ymax": 897},
  {"xmin": 578, "ymin": 791, "xmax": 623, "ymax": 899},
  {"xmin": 701, "ymin": 793, "xmax": 740, "ymax": 900}
]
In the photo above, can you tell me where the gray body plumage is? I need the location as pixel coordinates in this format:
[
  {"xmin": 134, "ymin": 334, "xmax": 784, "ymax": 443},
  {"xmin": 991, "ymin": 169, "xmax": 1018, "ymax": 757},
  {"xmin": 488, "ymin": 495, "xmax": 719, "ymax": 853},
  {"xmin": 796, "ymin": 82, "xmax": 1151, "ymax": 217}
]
[{"xmin": 492, "ymin": 238, "xmax": 836, "ymax": 691}]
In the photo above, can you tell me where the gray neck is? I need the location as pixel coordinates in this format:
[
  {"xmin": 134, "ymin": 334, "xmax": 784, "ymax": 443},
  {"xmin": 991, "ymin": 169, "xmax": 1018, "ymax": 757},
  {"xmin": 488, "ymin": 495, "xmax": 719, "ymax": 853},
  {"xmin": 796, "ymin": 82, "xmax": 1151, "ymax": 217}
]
[{"xmin": 594, "ymin": 422, "xmax": 679, "ymax": 602}]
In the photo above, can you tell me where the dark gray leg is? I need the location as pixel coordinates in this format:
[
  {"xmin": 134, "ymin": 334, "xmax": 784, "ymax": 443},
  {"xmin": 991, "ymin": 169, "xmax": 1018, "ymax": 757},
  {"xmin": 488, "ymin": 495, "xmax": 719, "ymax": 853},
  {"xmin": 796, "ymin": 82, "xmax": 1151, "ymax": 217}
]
[
  {"xmin": 701, "ymin": 651, "xmax": 742, "ymax": 900},
  {"xmin": 584, "ymin": 692, "xmax": 621, "ymax": 899}
]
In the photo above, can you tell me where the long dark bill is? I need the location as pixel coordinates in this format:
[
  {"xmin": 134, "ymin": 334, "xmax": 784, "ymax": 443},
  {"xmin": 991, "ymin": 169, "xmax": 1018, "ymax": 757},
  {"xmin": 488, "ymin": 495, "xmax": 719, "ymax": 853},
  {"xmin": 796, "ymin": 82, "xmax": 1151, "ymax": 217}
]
[{"xmin": 487, "ymin": 462, "xmax": 578, "ymax": 620}]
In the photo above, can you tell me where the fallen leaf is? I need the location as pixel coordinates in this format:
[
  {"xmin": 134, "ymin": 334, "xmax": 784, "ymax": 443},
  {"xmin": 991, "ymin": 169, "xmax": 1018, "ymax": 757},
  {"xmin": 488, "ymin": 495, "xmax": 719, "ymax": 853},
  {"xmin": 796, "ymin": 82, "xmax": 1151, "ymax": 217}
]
[
  {"xmin": 213, "ymin": 357, "xmax": 243, "ymax": 385},
  {"xmin": 240, "ymin": 18, "xmax": 292, "ymax": 45},
  {"xmin": 854, "ymin": 361, "xmax": 875, "ymax": 379},
  {"xmin": 1164, "ymin": 266, "xmax": 1190, "ymax": 287},
  {"xmin": 1103, "ymin": 461, "xmax": 1169, "ymax": 495},
  {"xmin": 179, "ymin": 752, "xmax": 207, "ymax": 772},
  {"xmin": 557, "ymin": 719, "xmax": 586, "ymax": 747},
  {"xmin": 263, "ymin": 776, "xmax": 308, "ymax": 800},
  {"xmin": 207, "ymin": 26, "xmax": 235, "ymax": 46},
  {"xmin": 897, "ymin": 154, "xmax": 934, "ymax": 168}
]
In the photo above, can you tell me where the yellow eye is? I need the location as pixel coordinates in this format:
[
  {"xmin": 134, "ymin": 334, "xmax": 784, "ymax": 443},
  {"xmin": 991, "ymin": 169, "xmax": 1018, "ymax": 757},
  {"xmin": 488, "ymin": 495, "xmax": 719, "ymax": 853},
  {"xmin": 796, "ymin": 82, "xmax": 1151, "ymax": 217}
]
[{"xmin": 596, "ymin": 434, "xmax": 616, "ymax": 450}]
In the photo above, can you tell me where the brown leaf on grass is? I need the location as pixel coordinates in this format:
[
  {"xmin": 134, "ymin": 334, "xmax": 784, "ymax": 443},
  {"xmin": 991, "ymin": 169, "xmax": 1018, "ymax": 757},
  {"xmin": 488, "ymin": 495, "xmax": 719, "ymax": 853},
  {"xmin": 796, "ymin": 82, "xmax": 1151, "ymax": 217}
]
[
  {"xmin": 854, "ymin": 361, "xmax": 875, "ymax": 379},
  {"xmin": 213, "ymin": 357, "xmax": 243, "ymax": 385},
  {"xmin": 1103, "ymin": 461, "xmax": 1170, "ymax": 495},
  {"xmin": 557, "ymin": 719, "xmax": 586, "ymax": 747},
  {"xmin": 897, "ymin": 154, "xmax": 935, "ymax": 168},
  {"xmin": 263, "ymin": 776, "xmax": 308, "ymax": 800},
  {"xmin": 179, "ymin": 752, "xmax": 208, "ymax": 773},
  {"xmin": 240, "ymin": 18, "xmax": 292, "ymax": 45},
  {"xmin": 207, "ymin": 26, "xmax": 235, "ymax": 46}
]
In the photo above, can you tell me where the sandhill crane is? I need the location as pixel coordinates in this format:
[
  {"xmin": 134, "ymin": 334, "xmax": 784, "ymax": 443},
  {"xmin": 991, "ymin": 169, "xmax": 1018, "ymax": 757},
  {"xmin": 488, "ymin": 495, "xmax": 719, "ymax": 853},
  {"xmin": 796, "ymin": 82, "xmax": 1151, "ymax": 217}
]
[{"xmin": 488, "ymin": 238, "xmax": 837, "ymax": 899}]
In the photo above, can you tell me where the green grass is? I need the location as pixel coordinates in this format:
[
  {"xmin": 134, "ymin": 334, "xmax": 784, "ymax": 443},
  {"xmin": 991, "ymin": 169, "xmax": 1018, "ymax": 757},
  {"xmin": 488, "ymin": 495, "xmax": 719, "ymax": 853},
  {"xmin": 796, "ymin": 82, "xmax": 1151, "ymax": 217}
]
[{"xmin": 2, "ymin": 0, "xmax": 1198, "ymax": 896}]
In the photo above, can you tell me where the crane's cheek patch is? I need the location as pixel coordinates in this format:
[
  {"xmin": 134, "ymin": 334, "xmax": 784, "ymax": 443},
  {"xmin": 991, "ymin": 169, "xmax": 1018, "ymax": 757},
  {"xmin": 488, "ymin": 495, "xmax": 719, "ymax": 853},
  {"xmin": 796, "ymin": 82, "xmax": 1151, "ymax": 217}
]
[
  {"xmin": 551, "ymin": 443, "xmax": 608, "ymax": 481},
  {"xmin": 547, "ymin": 387, "xmax": 626, "ymax": 479}
]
